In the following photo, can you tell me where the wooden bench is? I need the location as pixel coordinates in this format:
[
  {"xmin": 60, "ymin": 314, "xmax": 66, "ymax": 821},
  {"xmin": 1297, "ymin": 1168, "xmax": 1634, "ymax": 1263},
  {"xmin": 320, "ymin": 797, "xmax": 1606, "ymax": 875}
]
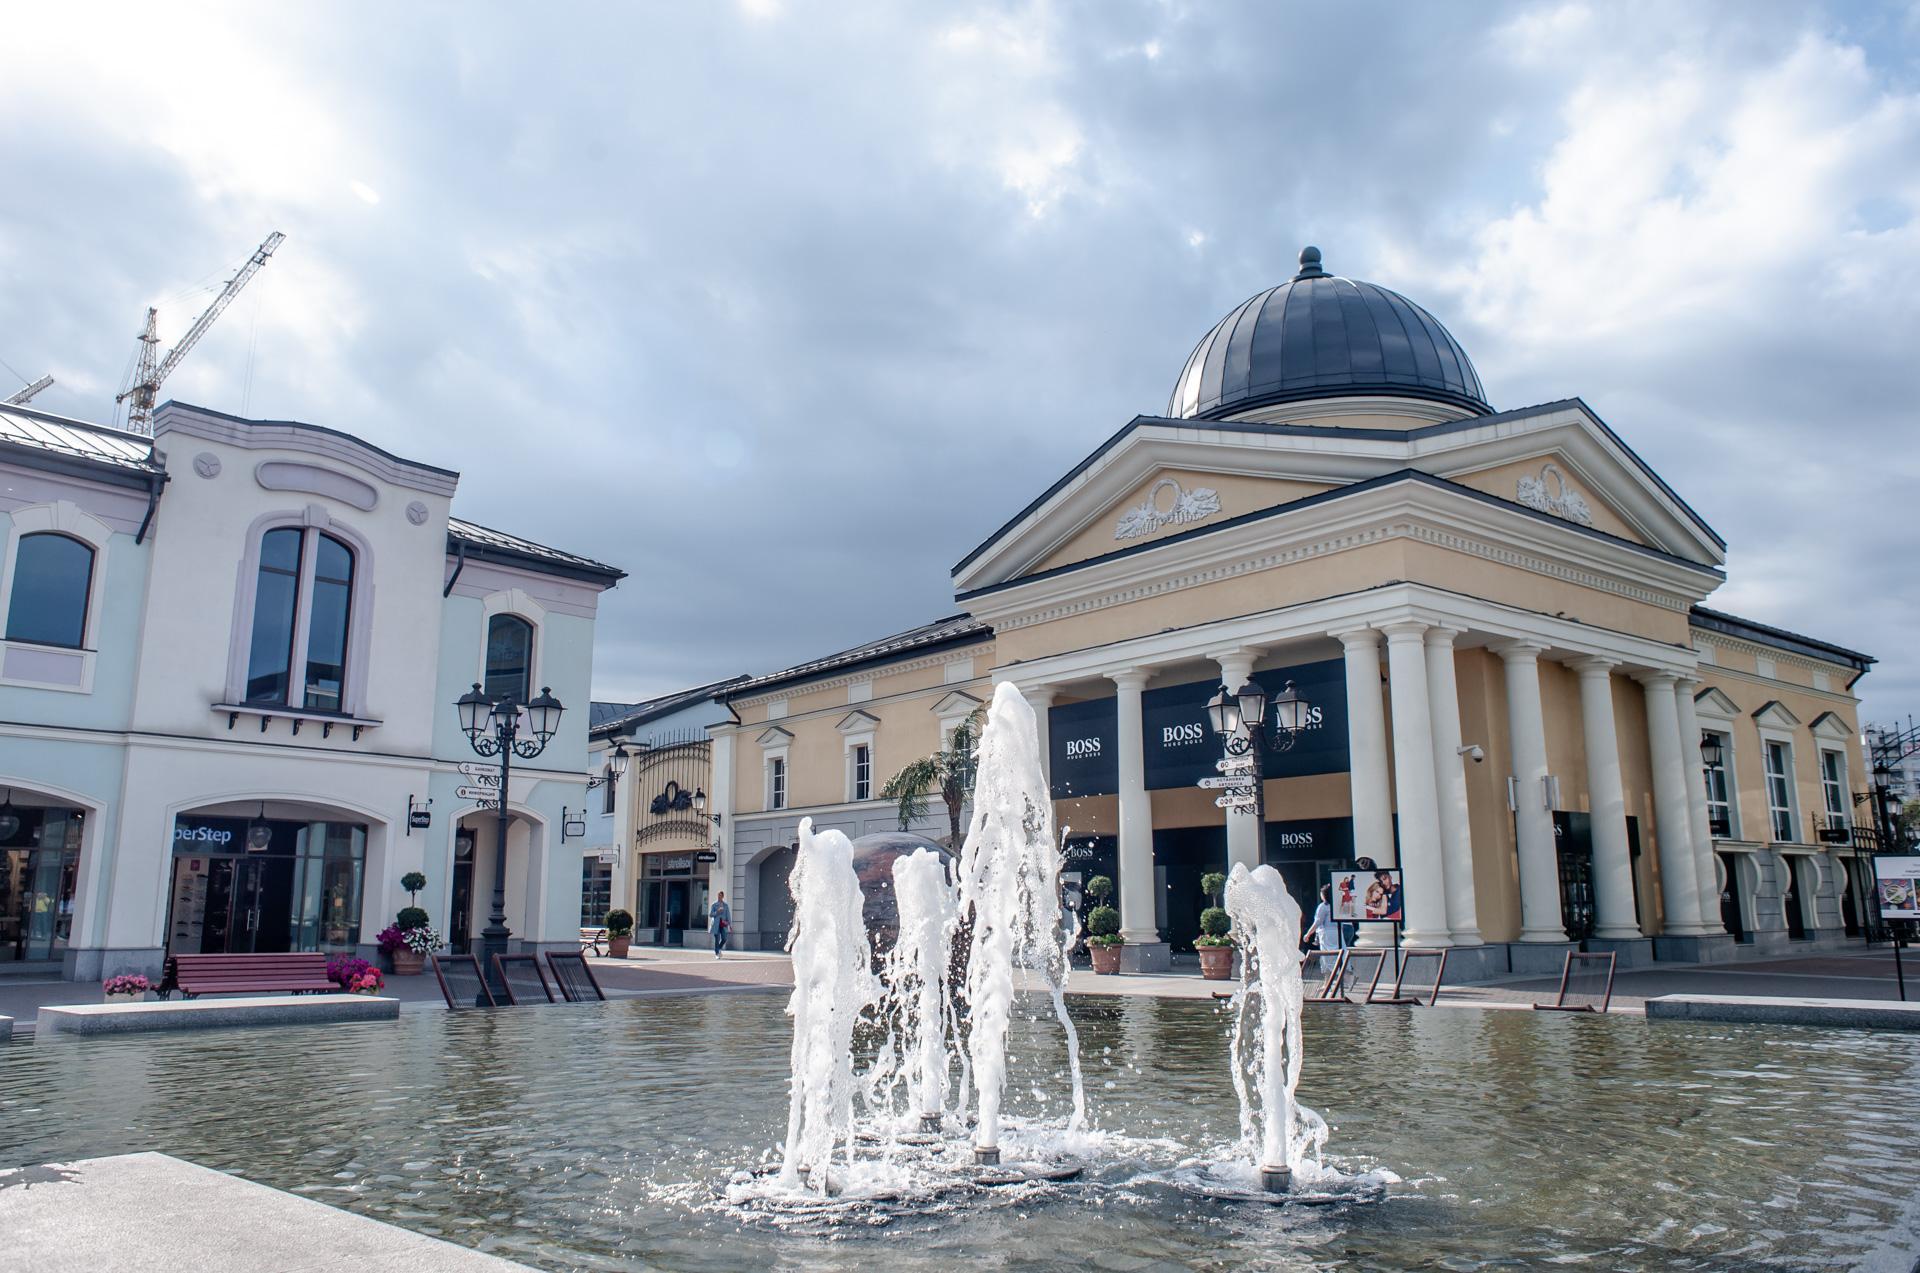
[{"xmin": 160, "ymin": 953, "xmax": 336, "ymax": 999}]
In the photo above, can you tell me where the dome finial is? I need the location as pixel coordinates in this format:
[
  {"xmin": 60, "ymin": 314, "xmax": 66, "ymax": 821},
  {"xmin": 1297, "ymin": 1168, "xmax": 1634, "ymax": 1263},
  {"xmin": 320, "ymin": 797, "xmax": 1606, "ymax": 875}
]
[{"xmin": 1293, "ymin": 245, "xmax": 1326, "ymax": 281}]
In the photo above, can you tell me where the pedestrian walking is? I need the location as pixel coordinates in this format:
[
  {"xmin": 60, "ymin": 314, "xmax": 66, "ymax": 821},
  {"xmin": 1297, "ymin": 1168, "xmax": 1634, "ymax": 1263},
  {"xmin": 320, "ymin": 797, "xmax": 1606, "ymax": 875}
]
[
  {"xmin": 709, "ymin": 891, "xmax": 731, "ymax": 958},
  {"xmin": 1311, "ymin": 884, "xmax": 1345, "ymax": 952}
]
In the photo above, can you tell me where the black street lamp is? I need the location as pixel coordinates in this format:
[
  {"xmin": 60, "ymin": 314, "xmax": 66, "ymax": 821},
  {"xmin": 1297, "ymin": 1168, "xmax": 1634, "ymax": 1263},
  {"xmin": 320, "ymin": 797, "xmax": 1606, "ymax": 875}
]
[
  {"xmin": 1699, "ymin": 731, "xmax": 1724, "ymax": 769},
  {"xmin": 586, "ymin": 743, "xmax": 631, "ymax": 791},
  {"xmin": 456, "ymin": 681, "xmax": 565, "ymax": 990},
  {"xmin": 1207, "ymin": 680, "xmax": 1276, "ymax": 827}
]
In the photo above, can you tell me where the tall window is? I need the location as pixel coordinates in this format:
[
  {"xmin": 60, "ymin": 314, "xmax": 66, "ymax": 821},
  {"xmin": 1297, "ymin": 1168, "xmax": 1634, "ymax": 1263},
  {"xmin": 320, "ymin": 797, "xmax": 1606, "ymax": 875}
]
[
  {"xmin": 485, "ymin": 614, "xmax": 533, "ymax": 703},
  {"xmin": 1821, "ymin": 751, "xmax": 1847, "ymax": 831},
  {"xmin": 1765, "ymin": 741, "xmax": 1795, "ymax": 843},
  {"xmin": 1703, "ymin": 732, "xmax": 1734, "ymax": 838},
  {"xmin": 852, "ymin": 744, "xmax": 872, "ymax": 802},
  {"xmin": 245, "ymin": 528, "xmax": 356, "ymax": 710},
  {"xmin": 580, "ymin": 857, "xmax": 613, "ymax": 928},
  {"xmin": 769, "ymin": 756, "xmax": 787, "ymax": 810},
  {"xmin": 7, "ymin": 532, "xmax": 95, "ymax": 648},
  {"xmin": 601, "ymin": 763, "xmax": 617, "ymax": 815}
]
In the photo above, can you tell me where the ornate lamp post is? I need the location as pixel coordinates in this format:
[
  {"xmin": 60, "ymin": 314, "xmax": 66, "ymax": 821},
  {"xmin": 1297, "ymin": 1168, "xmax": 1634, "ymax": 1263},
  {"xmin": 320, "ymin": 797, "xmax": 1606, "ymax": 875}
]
[{"xmin": 457, "ymin": 682, "xmax": 565, "ymax": 990}]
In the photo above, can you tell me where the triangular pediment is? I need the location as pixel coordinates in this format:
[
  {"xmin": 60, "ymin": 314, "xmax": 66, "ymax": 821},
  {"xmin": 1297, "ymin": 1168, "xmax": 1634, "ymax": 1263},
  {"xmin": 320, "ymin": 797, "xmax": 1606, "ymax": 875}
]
[
  {"xmin": 1693, "ymin": 685, "xmax": 1742, "ymax": 719},
  {"xmin": 1751, "ymin": 700, "xmax": 1801, "ymax": 730},
  {"xmin": 952, "ymin": 400, "xmax": 1724, "ymax": 597},
  {"xmin": 932, "ymin": 690, "xmax": 981, "ymax": 718},
  {"xmin": 836, "ymin": 710, "xmax": 879, "ymax": 734},
  {"xmin": 755, "ymin": 726, "xmax": 792, "ymax": 747},
  {"xmin": 1809, "ymin": 711, "xmax": 1852, "ymax": 741}
]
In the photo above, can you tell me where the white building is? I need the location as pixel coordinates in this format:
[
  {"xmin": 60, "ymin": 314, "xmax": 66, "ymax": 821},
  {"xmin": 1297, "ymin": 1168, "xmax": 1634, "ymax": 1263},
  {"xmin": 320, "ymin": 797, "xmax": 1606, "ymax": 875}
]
[{"xmin": 0, "ymin": 400, "xmax": 622, "ymax": 980}]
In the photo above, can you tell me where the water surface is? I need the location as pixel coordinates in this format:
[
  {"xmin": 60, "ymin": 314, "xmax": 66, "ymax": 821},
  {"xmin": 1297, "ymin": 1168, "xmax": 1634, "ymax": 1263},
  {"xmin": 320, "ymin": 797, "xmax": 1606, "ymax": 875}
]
[{"xmin": 3, "ymin": 993, "xmax": 1918, "ymax": 1271}]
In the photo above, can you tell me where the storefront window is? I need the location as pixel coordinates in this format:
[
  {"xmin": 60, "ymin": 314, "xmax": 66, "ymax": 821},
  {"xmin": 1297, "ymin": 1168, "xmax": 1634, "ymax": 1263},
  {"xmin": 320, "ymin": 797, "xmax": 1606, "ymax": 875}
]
[
  {"xmin": 0, "ymin": 805, "xmax": 82, "ymax": 963},
  {"xmin": 167, "ymin": 814, "xmax": 366, "ymax": 955},
  {"xmin": 581, "ymin": 856, "xmax": 613, "ymax": 927}
]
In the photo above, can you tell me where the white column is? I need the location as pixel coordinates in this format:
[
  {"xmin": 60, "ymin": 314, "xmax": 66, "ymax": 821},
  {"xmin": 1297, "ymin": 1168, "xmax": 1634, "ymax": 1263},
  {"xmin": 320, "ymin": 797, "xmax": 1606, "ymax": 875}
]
[
  {"xmin": 1211, "ymin": 648, "xmax": 1263, "ymax": 875},
  {"xmin": 1336, "ymin": 629, "xmax": 1393, "ymax": 869},
  {"xmin": 1573, "ymin": 658, "xmax": 1642, "ymax": 939},
  {"xmin": 1639, "ymin": 672, "xmax": 1708, "ymax": 935},
  {"xmin": 1023, "ymin": 684, "xmax": 1057, "ymax": 790},
  {"xmin": 1674, "ymin": 678, "xmax": 1724, "ymax": 932},
  {"xmin": 1383, "ymin": 622, "xmax": 1452, "ymax": 948},
  {"xmin": 1501, "ymin": 642, "xmax": 1566, "ymax": 943},
  {"xmin": 1423, "ymin": 626, "xmax": 1481, "ymax": 945},
  {"xmin": 1110, "ymin": 670, "xmax": 1158, "ymax": 946},
  {"xmin": 709, "ymin": 728, "xmax": 737, "ymax": 938}
]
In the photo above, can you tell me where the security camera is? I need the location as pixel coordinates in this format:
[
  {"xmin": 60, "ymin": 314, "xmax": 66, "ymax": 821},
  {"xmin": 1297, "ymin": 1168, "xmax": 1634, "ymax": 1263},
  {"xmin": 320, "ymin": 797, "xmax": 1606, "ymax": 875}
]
[{"xmin": 1457, "ymin": 744, "xmax": 1486, "ymax": 764}]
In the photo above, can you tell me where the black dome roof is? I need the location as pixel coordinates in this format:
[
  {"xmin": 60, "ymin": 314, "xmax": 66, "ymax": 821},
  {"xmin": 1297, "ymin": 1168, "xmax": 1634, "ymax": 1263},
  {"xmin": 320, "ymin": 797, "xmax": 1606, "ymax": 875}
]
[{"xmin": 1167, "ymin": 247, "xmax": 1489, "ymax": 420}]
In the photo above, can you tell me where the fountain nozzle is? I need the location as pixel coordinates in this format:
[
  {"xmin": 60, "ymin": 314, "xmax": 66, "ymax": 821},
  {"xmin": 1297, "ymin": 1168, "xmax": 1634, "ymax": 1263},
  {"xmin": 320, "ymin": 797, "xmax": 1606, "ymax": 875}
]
[
  {"xmin": 1259, "ymin": 1164, "xmax": 1292, "ymax": 1194},
  {"xmin": 974, "ymin": 1146, "xmax": 1001, "ymax": 1166},
  {"xmin": 920, "ymin": 1113, "xmax": 943, "ymax": 1133}
]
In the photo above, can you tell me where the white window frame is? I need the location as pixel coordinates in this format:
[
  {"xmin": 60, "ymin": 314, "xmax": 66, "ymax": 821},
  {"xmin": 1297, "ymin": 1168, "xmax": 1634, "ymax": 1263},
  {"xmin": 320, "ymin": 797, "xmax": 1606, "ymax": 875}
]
[
  {"xmin": 1703, "ymin": 729, "xmax": 1737, "ymax": 840},
  {"xmin": 838, "ymin": 710, "xmax": 878, "ymax": 804},
  {"xmin": 478, "ymin": 588, "xmax": 546, "ymax": 701},
  {"xmin": 1819, "ymin": 748, "xmax": 1847, "ymax": 833},
  {"xmin": 223, "ymin": 506, "xmax": 376, "ymax": 718},
  {"xmin": 1693, "ymin": 687, "xmax": 1743, "ymax": 841},
  {"xmin": 757, "ymin": 725, "xmax": 792, "ymax": 812},
  {"xmin": 0, "ymin": 500, "xmax": 114, "ymax": 693},
  {"xmin": 1763, "ymin": 739, "xmax": 1797, "ymax": 844}
]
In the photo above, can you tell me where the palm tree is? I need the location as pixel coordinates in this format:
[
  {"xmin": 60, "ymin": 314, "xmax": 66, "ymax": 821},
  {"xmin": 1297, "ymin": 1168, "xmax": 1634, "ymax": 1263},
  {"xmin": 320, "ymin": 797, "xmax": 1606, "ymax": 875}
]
[{"xmin": 880, "ymin": 707, "xmax": 987, "ymax": 847}]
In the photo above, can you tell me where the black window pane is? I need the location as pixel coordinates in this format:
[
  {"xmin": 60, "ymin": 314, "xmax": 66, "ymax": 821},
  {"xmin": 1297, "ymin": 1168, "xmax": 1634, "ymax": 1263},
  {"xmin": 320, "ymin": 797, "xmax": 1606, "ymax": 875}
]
[
  {"xmin": 314, "ymin": 534, "xmax": 352, "ymax": 584},
  {"xmin": 303, "ymin": 576, "xmax": 351, "ymax": 711},
  {"xmin": 246, "ymin": 530, "xmax": 303, "ymax": 703},
  {"xmin": 246, "ymin": 571, "xmax": 299, "ymax": 701},
  {"xmin": 260, "ymin": 526, "xmax": 302, "ymax": 573},
  {"xmin": 485, "ymin": 615, "xmax": 532, "ymax": 702},
  {"xmin": 5, "ymin": 533, "xmax": 93, "ymax": 648}
]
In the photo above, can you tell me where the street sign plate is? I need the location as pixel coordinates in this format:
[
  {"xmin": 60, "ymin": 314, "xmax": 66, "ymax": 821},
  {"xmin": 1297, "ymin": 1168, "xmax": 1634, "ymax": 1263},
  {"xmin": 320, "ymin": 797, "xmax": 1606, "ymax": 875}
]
[
  {"xmin": 408, "ymin": 810, "xmax": 432, "ymax": 829},
  {"xmin": 455, "ymin": 785, "xmax": 500, "ymax": 801},
  {"xmin": 456, "ymin": 763, "xmax": 500, "ymax": 782},
  {"xmin": 596, "ymin": 848, "xmax": 618, "ymax": 864},
  {"xmin": 1196, "ymin": 776, "xmax": 1243, "ymax": 789},
  {"xmin": 1215, "ymin": 757, "xmax": 1254, "ymax": 773},
  {"xmin": 1215, "ymin": 794, "xmax": 1257, "ymax": 809}
]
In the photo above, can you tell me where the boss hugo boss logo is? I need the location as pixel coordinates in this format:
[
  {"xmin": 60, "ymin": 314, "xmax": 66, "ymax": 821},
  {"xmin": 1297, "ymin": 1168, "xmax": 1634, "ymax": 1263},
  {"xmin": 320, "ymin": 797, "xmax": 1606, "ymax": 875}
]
[
  {"xmin": 1162, "ymin": 722, "xmax": 1207, "ymax": 747},
  {"xmin": 1064, "ymin": 737, "xmax": 1103, "ymax": 758},
  {"xmin": 1274, "ymin": 831, "xmax": 1315, "ymax": 849}
]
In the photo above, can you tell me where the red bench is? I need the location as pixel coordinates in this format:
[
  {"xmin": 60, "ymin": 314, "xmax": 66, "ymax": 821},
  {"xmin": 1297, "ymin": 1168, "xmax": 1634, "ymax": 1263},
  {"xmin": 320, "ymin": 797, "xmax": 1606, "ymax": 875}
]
[{"xmin": 160, "ymin": 953, "xmax": 337, "ymax": 999}]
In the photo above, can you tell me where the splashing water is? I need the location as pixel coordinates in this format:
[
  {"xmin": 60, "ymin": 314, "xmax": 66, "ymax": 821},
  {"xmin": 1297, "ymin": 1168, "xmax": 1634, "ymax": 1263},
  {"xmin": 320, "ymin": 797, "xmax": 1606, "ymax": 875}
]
[
  {"xmin": 957, "ymin": 682, "xmax": 1087, "ymax": 1161},
  {"xmin": 884, "ymin": 848, "xmax": 959, "ymax": 1128},
  {"xmin": 1224, "ymin": 862, "xmax": 1327, "ymax": 1182},
  {"xmin": 779, "ymin": 819, "xmax": 879, "ymax": 1192}
]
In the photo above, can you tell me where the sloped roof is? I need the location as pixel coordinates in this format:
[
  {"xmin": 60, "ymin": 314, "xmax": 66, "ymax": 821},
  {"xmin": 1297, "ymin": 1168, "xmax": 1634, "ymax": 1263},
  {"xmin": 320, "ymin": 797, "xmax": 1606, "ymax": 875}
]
[
  {"xmin": 723, "ymin": 614, "xmax": 991, "ymax": 699},
  {"xmin": 590, "ymin": 674, "xmax": 752, "ymax": 739},
  {"xmin": 0, "ymin": 404, "xmax": 162, "ymax": 480},
  {"xmin": 447, "ymin": 517, "xmax": 625, "ymax": 583},
  {"xmin": 1690, "ymin": 605, "xmax": 1873, "ymax": 672}
]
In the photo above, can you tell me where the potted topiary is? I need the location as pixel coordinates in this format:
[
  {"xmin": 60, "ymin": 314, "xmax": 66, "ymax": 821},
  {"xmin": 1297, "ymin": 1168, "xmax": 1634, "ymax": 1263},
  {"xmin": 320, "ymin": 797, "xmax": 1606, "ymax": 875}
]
[
  {"xmin": 401, "ymin": 871, "xmax": 427, "ymax": 905},
  {"xmin": 386, "ymin": 905, "xmax": 431, "ymax": 976},
  {"xmin": 605, "ymin": 908, "xmax": 635, "ymax": 958},
  {"xmin": 1087, "ymin": 904, "xmax": 1124, "ymax": 974},
  {"xmin": 1195, "ymin": 906, "xmax": 1236, "ymax": 979}
]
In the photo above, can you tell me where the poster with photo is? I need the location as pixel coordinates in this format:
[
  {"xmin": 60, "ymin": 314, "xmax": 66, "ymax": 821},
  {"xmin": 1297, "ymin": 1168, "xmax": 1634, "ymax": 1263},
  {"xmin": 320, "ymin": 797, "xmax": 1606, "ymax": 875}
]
[
  {"xmin": 1874, "ymin": 855, "xmax": 1920, "ymax": 921},
  {"xmin": 1330, "ymin": 867, "xmax": 1403, "ymax": 923}
]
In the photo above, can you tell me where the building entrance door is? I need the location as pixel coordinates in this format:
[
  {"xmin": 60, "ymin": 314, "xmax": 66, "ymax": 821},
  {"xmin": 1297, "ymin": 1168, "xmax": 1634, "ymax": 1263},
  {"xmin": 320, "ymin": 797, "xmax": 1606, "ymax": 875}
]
[
  {"xmin": 1717, "ymin": 851, "xmax": 1747, "ymax": 942},
  {"xmin": 450, "ymin": 831, "xmax": 476, "ymax": 954},
  {"xmin": 172, "ymin": 855, "xmax": 296, "ymax": 954},
  {"xmin": 1551, "ymin": 812, "xmax": 1597, "ymax": 942},
  {"xmin": 643, "ymin": 880, "xmax": 690, "ymax": 945},
  {"xmin": 1783, "ymin": 855, "xmax": 1808, "ymax": 940}
]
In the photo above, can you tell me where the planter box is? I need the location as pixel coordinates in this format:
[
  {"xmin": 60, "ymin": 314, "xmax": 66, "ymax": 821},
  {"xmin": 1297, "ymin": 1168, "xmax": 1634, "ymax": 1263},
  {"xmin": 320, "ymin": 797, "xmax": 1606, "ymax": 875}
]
[
  {"xmin": 1196, "ymin": 946, "xmax": 1236, "ymax": 980},
  {"xmin": 38, "ymin": 994, "xmax": 400, "ymax": 1039},
  {"xmin": 390, "ymin": 949, "xmax": 425, "ymax": 977},
  {"xmin": 1089, "ymin": 944, "xmax": 1123, "ymax": 975}
]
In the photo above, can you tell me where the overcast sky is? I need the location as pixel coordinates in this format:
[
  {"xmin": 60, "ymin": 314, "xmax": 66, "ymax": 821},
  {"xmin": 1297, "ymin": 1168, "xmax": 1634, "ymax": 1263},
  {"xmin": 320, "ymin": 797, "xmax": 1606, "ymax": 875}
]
[{"xmin": 5, "ymin": 1, "xmax": 1918, "ymax": 724}]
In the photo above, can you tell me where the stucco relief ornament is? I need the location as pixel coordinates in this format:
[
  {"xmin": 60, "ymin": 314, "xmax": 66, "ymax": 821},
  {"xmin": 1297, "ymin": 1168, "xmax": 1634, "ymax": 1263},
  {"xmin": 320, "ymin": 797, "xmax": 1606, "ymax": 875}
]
[
  {"xmin": 1515, "ymin": 462, "xmax": 1593, "ymax": 526},
  {"xmin": 406, "ymin": 500, "xmax": 430, "ymax": 526},
  {"xmin": 1113, "ymin": 477, "xmax": 1222, "ymax": 541},
  {"xmin": 192, "ymin": 452, "xmax": 221, "ymax": 479}
]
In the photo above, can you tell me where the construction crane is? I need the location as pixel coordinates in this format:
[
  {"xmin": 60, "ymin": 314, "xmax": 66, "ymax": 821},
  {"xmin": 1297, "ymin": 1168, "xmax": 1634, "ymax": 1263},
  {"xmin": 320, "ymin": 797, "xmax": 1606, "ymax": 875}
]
[
  {"xmin": 3, "ymin": 375, "xmax": 54, "ymax": 405},
  {"xmin": 116, "ymin": 231, "xmax": 285, "ymax": 435}
]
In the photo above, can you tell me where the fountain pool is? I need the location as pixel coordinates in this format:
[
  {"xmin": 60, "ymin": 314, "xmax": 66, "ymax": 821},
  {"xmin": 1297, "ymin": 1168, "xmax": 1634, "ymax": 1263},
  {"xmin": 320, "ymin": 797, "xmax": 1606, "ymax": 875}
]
[{"xmin": 3, "ymin": 993, "xmax": 1919, "ymax": 1270}]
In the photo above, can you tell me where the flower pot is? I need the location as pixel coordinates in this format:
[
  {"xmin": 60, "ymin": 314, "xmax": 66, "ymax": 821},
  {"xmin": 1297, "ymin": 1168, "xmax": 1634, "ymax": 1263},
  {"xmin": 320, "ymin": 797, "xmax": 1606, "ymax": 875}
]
[
  {"xmin": 391, "ymin": 948, "xmax": 425, "ymax": 976},
  {"xmin": 608, "ymin": 934, "xmax": 631, "ymax": 959},
  {"xmin": 1197, "ymin": 945, "xmax": 1235, "ymax": 980},
  {"xmin": 104, "ymin": 991, "xmax": 142, "ymax": 1005},
  {"xmin": 1089, "ymin": 943, "xmax": 1123, "ymax": 975}
]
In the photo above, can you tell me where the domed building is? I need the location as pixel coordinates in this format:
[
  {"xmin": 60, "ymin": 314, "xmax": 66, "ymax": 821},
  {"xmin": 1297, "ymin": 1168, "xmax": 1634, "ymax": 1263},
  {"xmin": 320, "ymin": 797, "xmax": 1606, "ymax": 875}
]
[{"xmin": 708, "ymin": 250, "xmax": 1876, "ymax": 979}]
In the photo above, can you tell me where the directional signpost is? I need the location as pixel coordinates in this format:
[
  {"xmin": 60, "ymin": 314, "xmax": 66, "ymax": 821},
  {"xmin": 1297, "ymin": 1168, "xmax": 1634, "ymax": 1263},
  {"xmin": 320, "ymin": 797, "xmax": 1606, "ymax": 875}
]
[
  {"xmin": 455, "ymin": 785, "xmax": 501, "ymax": 802},
  {"xmin": 457, "ymin": 763, "xmax": 501, "ymax": 783}
]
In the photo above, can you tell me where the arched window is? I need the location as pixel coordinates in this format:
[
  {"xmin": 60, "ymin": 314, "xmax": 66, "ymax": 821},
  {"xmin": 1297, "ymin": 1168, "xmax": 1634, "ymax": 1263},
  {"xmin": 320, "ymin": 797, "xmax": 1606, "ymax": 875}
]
[
  {"xmin": 5, "ymin": 532, "xmax": 95, "ymax": 648},
  {"xmin": 245, "ymin": 527, "xmax": 357, "ymax": 710},
  {"xmin": 484, "ymin": 614, "xmax": 533, "ymax": 703}
]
